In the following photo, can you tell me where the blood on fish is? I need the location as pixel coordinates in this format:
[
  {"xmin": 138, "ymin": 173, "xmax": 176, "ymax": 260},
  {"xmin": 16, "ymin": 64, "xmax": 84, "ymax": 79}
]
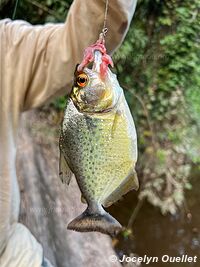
[{"xmin": 77, "ymin": 36, "xmax": 113, "ymax": 79}]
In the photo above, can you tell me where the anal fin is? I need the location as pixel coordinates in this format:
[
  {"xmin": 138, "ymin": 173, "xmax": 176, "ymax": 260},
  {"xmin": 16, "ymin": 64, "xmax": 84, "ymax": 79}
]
[{"xmin": 103, "ymin": 170, "xmax": 139, "ymax": 207}]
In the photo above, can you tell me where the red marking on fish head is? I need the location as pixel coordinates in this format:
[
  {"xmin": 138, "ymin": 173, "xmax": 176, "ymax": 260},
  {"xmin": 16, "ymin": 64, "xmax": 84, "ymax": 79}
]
[
  {"xmin": 77, "ymin": 37, "xmax": 114, "ymax": 79},
  {"xmin": 100, "ymin": 54, "xmax": 114, "ymax": 79}
]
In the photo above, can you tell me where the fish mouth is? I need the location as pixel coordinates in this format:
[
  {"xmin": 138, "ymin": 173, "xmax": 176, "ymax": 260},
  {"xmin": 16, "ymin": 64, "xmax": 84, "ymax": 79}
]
[
  {"xmin": 77, "ymin": 37, "xmax": 113, "ymax": 78},
  {"xmin": 92, "ymin": 50, "xmax": 103, "ymax": 73}
]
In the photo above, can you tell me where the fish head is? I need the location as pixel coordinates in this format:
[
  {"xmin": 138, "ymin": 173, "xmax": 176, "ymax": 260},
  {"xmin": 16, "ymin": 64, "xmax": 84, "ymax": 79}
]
[{"xmin": 71, "ymin": 51, "xmax": 122, "ymax": 113}]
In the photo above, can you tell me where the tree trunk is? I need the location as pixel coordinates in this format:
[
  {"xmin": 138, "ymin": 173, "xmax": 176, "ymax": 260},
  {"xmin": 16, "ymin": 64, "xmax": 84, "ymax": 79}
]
[{"xmin": 17, "ymin": 110, "xmax": 122, "ymax": 267}]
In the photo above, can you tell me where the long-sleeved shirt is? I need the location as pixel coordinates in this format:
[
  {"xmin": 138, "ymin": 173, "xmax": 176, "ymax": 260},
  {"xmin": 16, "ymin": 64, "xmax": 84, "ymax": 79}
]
[{"xmin": 0, "ymin": 1, "xmax": 137, "ymax": 266}]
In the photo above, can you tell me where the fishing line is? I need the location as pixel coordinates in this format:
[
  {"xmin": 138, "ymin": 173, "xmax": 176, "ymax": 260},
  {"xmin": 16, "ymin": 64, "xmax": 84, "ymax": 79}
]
[
  {"xmin": 12, "ymin": 0, "xmax": 20, "ymax": 19},
  {"xmin": 101, "ymin": 0, "xmax": 109, "ymax": 38}
]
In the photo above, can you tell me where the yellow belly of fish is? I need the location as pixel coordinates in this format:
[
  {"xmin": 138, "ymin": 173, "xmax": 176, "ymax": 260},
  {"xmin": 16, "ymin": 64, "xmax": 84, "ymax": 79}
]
[{"xmin": 79, "ymin": 111, "xmax": 135, "ymax": 204}]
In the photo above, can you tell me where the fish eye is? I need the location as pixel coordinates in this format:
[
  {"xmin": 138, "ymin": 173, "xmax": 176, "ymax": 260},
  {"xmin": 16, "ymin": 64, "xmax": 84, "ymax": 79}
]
[{"xmin": 76, "ymin": 73, "xmax": 88, "ymax": 87}]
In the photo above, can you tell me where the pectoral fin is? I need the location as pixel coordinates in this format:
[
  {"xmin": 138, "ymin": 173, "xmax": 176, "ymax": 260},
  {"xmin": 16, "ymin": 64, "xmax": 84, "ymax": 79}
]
[
  {"xmin": 81, "ymin": 194, "xmax": 87, "ymax": 204},
  {"xmin": 59, "ymin": 150, "xmax": 73, "ymax": 185},
  {"xmin": 103, "ymin": 170, "xmax": 139, "ymax": 207}
]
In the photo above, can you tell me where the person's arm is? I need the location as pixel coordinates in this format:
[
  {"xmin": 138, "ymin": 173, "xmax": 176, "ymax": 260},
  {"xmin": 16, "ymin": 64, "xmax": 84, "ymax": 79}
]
[{"xmin": 4, "ymin": 0, "xmax": 137, "ymax": 111}]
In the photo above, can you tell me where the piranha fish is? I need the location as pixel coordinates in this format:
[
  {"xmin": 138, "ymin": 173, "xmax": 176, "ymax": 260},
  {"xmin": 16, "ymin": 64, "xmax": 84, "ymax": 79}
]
[{"xmin": 59, "ymin": 38, "xmax": 139, "ymax": 236}]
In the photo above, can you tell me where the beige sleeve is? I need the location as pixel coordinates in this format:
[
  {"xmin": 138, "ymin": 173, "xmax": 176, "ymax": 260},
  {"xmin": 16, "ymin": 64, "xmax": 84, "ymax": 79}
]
[{"xmin": 5, "ymin": 0, "xmax": 137, "ymax": 111}]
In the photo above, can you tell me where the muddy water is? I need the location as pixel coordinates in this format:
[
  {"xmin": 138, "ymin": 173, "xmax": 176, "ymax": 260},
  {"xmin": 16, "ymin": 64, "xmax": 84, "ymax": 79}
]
[{"xmin": 108, "ymin": 172, "xmax": 200, "ymax": 267}]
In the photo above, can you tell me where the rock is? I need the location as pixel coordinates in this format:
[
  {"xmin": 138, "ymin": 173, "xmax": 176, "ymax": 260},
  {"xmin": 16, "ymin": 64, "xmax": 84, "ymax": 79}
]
[{"xmin": 17, "ymin": 110, "xmax": 122, "ymax": 267}]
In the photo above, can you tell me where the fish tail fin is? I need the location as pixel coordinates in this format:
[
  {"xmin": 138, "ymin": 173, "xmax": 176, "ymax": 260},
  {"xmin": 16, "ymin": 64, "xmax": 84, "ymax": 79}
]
[{"xmin": 67, "ymin": 205, "xmax": 122, "ymax": 236}]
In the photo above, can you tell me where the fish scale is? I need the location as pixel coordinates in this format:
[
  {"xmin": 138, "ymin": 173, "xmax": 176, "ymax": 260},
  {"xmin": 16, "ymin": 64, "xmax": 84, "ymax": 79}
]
[
  {"xmin": 59, "ymin": 59, "xmax": 138, "ymax": 236},
  {"xmin": 61, "ymin": 96, "xmax": 135, "ymax": 200}
]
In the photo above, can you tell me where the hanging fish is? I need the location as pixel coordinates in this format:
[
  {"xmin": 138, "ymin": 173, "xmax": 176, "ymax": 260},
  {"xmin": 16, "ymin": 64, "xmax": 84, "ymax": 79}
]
[{"xmin": 59, "ymin": 37, "xmax": 139, "ymax": 236}]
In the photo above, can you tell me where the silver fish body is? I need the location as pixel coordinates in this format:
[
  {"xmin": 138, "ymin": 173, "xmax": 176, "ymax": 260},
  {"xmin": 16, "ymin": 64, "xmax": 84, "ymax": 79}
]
[{"xmin": 59, "ymin": 60, "xmax": 138, "ymax": 236}]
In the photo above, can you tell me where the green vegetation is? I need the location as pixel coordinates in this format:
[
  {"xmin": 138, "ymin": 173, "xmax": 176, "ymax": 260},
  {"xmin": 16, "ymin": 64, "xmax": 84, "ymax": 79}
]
[
  {"xmin": 1, "ymin": 0, "xmax": 200, "ymax": 214},
  {"xmin": 116, "ymin": 0, "xmax": 200, "ymax": 214}
]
